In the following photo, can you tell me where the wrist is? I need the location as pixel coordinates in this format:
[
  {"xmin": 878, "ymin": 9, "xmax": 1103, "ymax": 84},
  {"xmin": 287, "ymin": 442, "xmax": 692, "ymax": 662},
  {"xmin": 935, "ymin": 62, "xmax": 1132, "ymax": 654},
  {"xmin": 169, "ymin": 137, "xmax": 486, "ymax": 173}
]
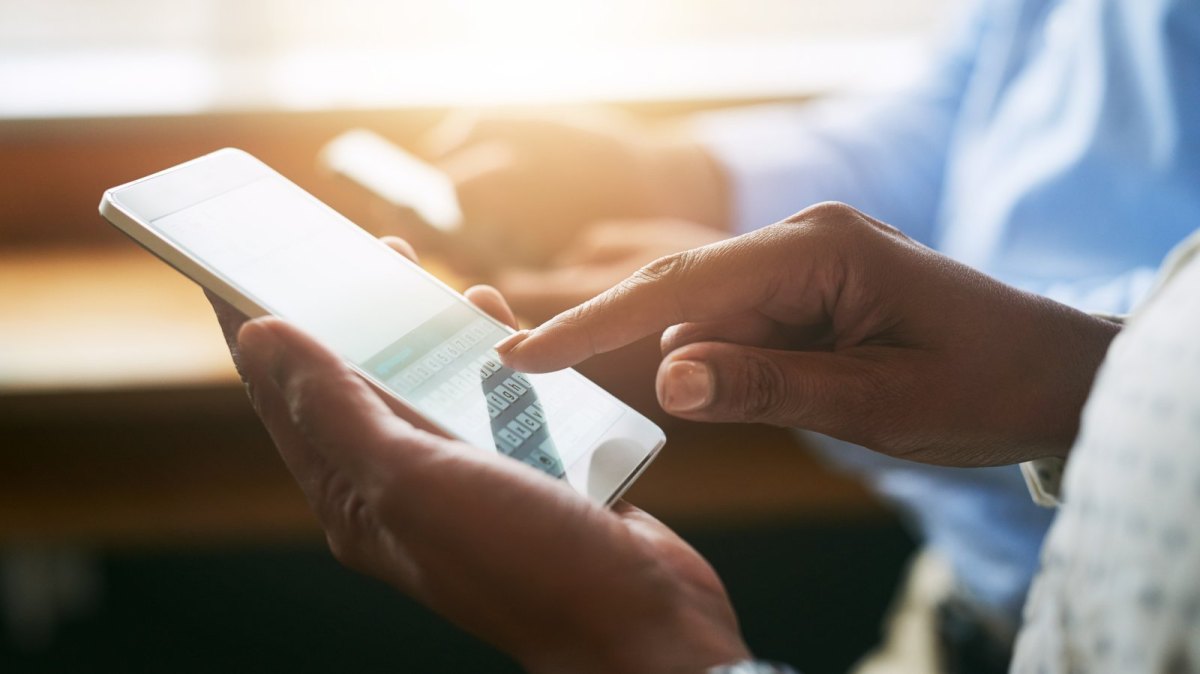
[
  {"xmin": 1046, "ymin": 310, "xmax": 1122, "ymax": 460},
  {"xmin": 1001, "ymin": 297, "xmax": 1123, "ymax": 463}
]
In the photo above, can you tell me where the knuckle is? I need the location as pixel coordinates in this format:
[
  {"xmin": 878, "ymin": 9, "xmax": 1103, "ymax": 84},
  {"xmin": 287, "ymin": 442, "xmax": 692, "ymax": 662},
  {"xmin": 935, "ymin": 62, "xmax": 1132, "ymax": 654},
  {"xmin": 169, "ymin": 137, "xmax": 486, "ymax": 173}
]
[
  {"xmin": 283, "ymin": 370, "xmax": 322, "ymax": 421},
  {"xmin": 312, "ymin": 468, "xmax": 378, "ymax": 571},
  {"xmin": 286, "ymin": 370, "xmax": 360, "ymax": 442},
  {"xmin": 806, "ymin": 200, "xmax": 856, "ymax": 220},
  {"xmin": 660, "ymin": 324, "xmax": 689, "ymax": 355},
  {"xmin": 772, "ymin": 201, "xmax": 898, "ymax": 274},
  {"xmin": 634, "ymin": 250, "xmax": 693, "ymax": 286},
  {"xmin": 628, "ymin": 250, "xmax": 698, "ymax": 312},
  {"xmin": 781, "ymin": 200, "xmax": 855, "ymax": 228},
  {"xmin": 732, "ymin": 353, "xmax": 793, "ymax": 422},
  {"xmin": 786, "ymin": 200, "xmax": 908, "ymax": 244}
]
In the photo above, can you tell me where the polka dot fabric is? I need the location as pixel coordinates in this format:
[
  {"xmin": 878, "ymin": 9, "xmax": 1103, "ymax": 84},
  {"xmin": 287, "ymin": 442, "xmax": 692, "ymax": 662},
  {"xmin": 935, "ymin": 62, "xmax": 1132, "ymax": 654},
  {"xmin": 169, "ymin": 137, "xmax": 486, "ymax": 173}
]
[{"xmin": 1013, "ymin": 230, "xmax": 1200, "ymax": 673}]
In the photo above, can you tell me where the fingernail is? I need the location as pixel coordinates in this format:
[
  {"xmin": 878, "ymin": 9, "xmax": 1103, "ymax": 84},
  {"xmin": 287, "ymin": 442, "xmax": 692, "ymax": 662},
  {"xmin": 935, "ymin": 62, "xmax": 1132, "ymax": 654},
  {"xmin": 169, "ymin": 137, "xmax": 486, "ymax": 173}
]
[
  {"xmin": 495, "ymin": 329, "xmax": 530, "ymax": 357},
  {"xmin": 660, "ymin": 360, "xmax": 713, "ymax": 413}
]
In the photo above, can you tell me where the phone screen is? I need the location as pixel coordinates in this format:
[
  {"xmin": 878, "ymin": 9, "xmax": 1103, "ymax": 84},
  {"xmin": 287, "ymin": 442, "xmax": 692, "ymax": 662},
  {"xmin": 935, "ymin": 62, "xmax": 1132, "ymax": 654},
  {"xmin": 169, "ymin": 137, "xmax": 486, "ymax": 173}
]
[{"xmin": 149, "ymin": 173, "xmax": 620, "ymax": 477}]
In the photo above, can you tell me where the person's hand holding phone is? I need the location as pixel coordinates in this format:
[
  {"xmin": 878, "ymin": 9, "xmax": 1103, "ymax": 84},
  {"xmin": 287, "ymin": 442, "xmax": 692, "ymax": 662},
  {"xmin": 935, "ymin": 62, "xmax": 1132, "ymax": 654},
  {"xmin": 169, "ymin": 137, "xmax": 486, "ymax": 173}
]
[
  {"xmin": 422, "ymin": 108, "xmax": 731, "ymax": 264},
  {"xmin": 207, "ymin": 237, "xmax": 749, "ymax": 674},
  {"xmin": 499, "ymin": 202, "xmax": 1123, "ymax": 467}
]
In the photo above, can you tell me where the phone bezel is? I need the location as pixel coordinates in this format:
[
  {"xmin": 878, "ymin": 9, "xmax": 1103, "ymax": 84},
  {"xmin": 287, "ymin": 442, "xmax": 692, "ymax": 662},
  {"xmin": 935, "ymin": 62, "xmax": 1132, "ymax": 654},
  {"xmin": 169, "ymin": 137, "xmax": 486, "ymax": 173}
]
[{"xmin": 98, "ymin": 148, "xmax": 664, "ymax": 505}]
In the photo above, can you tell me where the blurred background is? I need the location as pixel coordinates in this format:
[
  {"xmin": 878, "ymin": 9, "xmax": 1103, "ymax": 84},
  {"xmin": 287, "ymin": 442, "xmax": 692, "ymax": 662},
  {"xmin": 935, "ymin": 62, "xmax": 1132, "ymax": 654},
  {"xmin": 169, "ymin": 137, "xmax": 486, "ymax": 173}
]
[{"xmin": 2, "ymin": 0, "xmax": 943, "ymax": 671}]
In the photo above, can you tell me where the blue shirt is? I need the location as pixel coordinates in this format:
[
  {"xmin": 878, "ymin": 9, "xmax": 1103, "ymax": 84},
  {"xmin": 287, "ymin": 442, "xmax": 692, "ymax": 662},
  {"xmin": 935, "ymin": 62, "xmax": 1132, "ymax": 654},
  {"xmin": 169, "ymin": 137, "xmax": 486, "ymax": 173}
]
[{"xmin": 696, "ymin": 0, "xmax": 1200, "ymax": 625}]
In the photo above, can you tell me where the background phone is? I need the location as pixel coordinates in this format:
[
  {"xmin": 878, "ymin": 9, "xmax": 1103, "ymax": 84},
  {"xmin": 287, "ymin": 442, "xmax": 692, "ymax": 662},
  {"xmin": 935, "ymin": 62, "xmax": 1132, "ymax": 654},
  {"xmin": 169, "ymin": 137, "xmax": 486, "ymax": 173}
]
[
  {"xmin": 320, "ymin": 129, "xmax": 462, "ymax": 234},
  {"xmin": 99, "ymin": 148, "xmax": 664, "ymax": 505}
]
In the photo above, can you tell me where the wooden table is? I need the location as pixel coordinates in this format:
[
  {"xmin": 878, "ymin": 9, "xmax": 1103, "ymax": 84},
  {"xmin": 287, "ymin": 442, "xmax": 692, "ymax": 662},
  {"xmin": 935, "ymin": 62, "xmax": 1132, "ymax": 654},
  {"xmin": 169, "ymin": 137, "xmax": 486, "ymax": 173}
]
[{"xmin": 0, "ymin": 247, "xmax": 882, "ymax": 548}]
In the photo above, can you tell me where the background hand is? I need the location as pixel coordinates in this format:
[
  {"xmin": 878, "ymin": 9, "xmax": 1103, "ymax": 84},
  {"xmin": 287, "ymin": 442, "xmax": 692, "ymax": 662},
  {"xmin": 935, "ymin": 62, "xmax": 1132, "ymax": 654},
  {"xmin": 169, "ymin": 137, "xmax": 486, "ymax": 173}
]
[
  {"xmin": 207, "ymin": 236, "xmax": 749, "ymax": 674},
  {"xmin": 420, "ymin": 107, "xmax": 730, "ymax": 264},
  {"xmin": 496, "ymin": 218, "xmax": 727, "ymax": 323},
  {"xmin": 499, "ymin": 203, "xmax": 1122, "ymax": 466}
]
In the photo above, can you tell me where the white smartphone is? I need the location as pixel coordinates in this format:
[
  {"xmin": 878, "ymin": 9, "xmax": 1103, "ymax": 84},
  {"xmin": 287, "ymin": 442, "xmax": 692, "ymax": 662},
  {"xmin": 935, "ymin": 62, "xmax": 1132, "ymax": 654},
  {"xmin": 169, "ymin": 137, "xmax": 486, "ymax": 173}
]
[
  {"xmin": 99, "ymin": 148, "xmax": 664, "ymax": 505},
  {"xmin": 319, "ymin": 129, "xmax": 462, "ymax": 236}
]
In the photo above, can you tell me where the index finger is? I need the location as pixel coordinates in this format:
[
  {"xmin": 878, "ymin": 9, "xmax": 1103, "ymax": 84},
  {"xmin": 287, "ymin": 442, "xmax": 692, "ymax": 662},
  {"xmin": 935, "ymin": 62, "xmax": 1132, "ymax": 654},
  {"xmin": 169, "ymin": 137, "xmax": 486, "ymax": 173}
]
[{"xmin": 497, "ymin": 231, "xmax": 784, "ymax": 373}]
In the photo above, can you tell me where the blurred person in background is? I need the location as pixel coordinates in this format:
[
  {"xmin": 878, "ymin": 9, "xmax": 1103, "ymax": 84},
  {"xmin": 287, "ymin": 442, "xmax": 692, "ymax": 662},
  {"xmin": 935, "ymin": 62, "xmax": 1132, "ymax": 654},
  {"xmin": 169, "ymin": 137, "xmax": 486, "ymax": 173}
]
[{"xmin": 378, "ymin": 0, "xmax": 1200, "ymax": 671}]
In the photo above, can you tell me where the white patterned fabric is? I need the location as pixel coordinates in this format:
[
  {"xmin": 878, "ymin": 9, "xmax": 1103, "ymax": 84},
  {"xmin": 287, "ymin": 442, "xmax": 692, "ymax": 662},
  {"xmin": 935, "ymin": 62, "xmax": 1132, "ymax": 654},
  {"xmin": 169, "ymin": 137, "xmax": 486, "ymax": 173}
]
[{"xmin": 1012, "ymin": 229, "xmax": 1200, "ymax": 672}]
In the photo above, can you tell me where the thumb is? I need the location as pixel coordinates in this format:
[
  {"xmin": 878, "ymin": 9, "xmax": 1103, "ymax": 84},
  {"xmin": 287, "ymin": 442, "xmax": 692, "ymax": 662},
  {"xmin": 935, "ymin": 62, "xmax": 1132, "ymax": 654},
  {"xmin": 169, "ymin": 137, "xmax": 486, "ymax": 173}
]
[{"xmin": 655, "ymin": 342, "xmax": 892, "ymax": 432}]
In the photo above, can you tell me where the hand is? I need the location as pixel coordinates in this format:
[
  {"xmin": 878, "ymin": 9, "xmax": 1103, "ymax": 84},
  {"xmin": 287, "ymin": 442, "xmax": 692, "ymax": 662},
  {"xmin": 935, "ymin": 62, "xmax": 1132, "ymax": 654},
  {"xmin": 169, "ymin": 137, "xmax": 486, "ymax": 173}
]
[
  {"xmin": 497, "ymin": 218, "xmax": 728, "ymax": 323},
  {"xmin": 207, "ymin": 237, "xmax": 749, "ymax": 674},
  {"xmin": 422, "ymin": 108, "xmax": 730, "ymax": 263},
  {"xmin": 495, "ymin": 219, "xmax": 728, "ymax": 421},
  {"xmin": 498, "ymin": 203, "xmax": 1122, "ymax": 466}
]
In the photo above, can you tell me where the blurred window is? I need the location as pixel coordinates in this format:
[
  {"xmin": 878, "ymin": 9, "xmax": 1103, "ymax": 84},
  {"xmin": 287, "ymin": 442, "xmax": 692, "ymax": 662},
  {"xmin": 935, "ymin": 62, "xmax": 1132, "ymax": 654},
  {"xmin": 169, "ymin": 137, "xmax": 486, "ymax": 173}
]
[{"xmin": 0, "ymin": 0, "xmax": 947, "ymax": 117}]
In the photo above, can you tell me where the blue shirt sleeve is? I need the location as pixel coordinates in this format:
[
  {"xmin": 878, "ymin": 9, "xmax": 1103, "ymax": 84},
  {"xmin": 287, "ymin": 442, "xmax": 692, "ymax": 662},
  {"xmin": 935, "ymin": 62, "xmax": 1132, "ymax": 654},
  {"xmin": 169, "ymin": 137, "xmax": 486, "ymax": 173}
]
[{"xmin": 692, "ymin": 1, "xmax": 993, "ymax": 244}]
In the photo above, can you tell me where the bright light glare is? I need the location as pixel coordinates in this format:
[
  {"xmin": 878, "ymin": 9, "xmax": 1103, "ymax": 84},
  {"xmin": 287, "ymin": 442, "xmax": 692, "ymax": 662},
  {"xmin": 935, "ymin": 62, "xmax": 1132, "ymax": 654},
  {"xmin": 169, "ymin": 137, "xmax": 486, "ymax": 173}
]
[
  {"xmin": 0, "ymin": 0, "xmax": 945, "ymax": 117},
  {"xmin": 444, "ymin": 0, "xmax": 619, "ymax": 49}
]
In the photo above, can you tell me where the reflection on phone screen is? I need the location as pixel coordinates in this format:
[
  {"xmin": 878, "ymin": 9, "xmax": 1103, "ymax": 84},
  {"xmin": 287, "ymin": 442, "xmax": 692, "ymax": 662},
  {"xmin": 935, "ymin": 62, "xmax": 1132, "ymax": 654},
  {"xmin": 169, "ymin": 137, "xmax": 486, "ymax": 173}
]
[
  {"xmin": 483, "ymin": 363, "xmax": 564, "ymax": 478},
  {"xmin": 362, "ymin": 300, "xmax": 566, "ymax": 478}
]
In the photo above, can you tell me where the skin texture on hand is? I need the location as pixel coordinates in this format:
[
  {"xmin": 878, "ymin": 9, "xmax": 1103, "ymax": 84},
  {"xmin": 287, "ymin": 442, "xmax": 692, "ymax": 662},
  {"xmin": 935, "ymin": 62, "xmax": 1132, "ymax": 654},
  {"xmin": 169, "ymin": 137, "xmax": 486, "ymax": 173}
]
[
  {"xmin": 206, "ymin": 237, "xmax": 750, "ymax": 674},
  {"xmin": 420, "ymin": 108, "xmax": 731, "ymax": 264},
  {"xmin": 498, "ymin": 202, "xmax": 1122, "ymax": 467}
]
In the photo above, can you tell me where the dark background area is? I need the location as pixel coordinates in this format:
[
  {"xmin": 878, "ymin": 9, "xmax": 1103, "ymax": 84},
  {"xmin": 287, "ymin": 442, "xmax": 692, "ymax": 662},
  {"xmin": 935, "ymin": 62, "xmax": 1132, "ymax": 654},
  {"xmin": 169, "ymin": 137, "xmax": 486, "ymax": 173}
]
[{"xmin": 0, "ymin": 520, "xmax": 913, "ymax": 674}]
